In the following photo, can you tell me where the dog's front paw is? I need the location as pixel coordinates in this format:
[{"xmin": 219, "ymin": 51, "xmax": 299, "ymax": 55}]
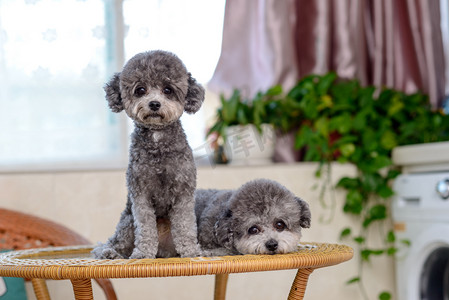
[
  {"xmin": 130, "ymin": 248, "xmax": 155, "ymax": 259},
  {"xmin": 101, "ymin": 248, "xmax": 125, "ymax": 260},
  {"xmin": 92, "ymin": 244, "xmax": 124, "ymax": 259},
  {"xmin": 201, "ymin": 248, "xmax": 234, "ymax": 257},
  {"xmin": 179, "ymin": 244, "xmax": 204, "ymax": 258}
]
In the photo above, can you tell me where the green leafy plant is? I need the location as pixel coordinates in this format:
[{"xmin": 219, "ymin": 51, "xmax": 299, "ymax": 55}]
[
  {"xmin": 288, "ymin": 72, "xmax": 449, "ymax": 299},
  {"xmin": 207, "ymin": 85, "xmax": 283, "ymax": 141}
]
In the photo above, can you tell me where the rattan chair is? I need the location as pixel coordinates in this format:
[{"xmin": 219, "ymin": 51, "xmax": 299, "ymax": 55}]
[{"xmin": 0, "ymin": 208, "xmax": 117, "ymax": 300}]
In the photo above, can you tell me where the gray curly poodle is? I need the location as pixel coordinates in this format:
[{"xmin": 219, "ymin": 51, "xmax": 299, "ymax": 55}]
[
  {"xmin": 92, "ymin": 50, "xmax": 204, "ymax": 259},
  {"xmin": 195, "ymin": 179, "xmax": 311, "ymax": 256}
]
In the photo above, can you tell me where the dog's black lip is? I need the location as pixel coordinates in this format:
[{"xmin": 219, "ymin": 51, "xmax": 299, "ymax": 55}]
[{"xmin": 144, "ymin": 113, "xmax": 164, "ymax": 120}]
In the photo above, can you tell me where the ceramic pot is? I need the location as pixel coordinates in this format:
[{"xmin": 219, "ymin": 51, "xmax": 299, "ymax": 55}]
[{"xmin": 223, "ymin": 124, "xmax": 275, "ymax": 165}]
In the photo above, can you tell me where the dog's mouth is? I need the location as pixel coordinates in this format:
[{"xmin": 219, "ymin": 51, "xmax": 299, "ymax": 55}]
[
  {"xmin": 143, "ymin": 112, "xmax": 164, "ymax": 120},
  {"xmin": 262, "ymin": 249, "xmax": 281, "ymax": 255},
  {"xmin": 134, "ymin": 106, "xmax": 164, "ymax": 121}
]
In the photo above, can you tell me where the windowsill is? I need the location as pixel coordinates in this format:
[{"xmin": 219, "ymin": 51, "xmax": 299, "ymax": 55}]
[{"xmin": 0, "ymin": 159, "xmax": 127, "ymax": 175}]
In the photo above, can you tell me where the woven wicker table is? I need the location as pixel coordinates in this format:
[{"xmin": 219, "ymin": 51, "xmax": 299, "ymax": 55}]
[{"xmin": 0, "ymin": 242, "xmax": 352, "ymax": 300}]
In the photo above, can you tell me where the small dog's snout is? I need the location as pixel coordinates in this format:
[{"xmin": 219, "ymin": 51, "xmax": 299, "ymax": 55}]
[
  {"xmin": 149, "ymin": 101, "xmax": 161, "ymax": 111},
  {"xmin": 265, "ymin": 239, "xmax": 278, "ymax": 252}
]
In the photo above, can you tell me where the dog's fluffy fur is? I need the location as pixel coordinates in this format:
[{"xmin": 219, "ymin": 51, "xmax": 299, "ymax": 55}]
[
  {"xmin": 195, "ymin": 179, "xmax": 311, "ymax": 256},
  {"xmin": 92, "ymin": 50, "xmax": 204, "ymax": 259}
]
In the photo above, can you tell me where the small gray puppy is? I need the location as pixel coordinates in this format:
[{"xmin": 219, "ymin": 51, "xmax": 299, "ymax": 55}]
[
  {"xmin": 93, "ymin": 50, "xmax": 204, "ymax": 259},
  {"xmin": 195, "ymin": 179, "xmax": 311, "ymax": 256}
]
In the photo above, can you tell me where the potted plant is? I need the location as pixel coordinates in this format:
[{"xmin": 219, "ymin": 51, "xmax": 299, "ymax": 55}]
[{"xmin": 207, "ymin": 86, "xmax": 282, "ymax": 165}]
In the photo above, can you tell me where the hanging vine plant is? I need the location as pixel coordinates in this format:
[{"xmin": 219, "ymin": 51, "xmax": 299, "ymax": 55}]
[{"xmin": 286, "ymin": 72, "xmax": 449, "ymax": 300}]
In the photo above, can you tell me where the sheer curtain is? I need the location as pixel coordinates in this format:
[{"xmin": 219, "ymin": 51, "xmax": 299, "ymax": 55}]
[
  {"xmin": 0, "ymin": 0, "xmax": 124, "ymax": 169},
  {"xmin": 210, "ymin": 0, "xmax": 447, "ymax": 108}
]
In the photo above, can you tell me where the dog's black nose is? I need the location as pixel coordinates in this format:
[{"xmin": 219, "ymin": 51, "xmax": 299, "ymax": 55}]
[
  {"xmin": 149, "ymin": 101, "xmax": 161, "ymax": 111},
  {"xmin": 265, "ymin": 239, "xmax": 278, "ymax": 252}
]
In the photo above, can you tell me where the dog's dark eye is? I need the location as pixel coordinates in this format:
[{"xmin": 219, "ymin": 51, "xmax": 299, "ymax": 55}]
[
  {"xmin": 163, "ymin": 87, "xmax": 173, "ymax": 94},
  {"xmin": 248, "ymin": 226, "xmax": 261, "ymax": 235},
  {"xmin": 134, "ymin": 86, "xmax": 146, "ymax": 97},
  {"xmin": 274, "ymin": 221, "xmax": 286, "ymax": 232}
]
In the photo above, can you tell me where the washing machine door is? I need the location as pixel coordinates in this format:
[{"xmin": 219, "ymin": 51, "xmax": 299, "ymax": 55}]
[
  {"xmin": 420, "ymin": 247, "xmax": 449, "ymax": 300},
  {"xmin": 397, "ymin": 224, "xmax": 449, "ymax": 300}
]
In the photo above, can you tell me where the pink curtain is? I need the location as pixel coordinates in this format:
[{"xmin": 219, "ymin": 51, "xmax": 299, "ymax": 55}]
[
  {"xmin": 209, "ymin": 0, "xmax": 446, "ymax": 107},
  {"xmin": 294, "ymin": 0, "xmax": 446, "ymax": 107},
  {"xmin": 208, "ymin": 0, "xmax": 298, "ymax": 99}
]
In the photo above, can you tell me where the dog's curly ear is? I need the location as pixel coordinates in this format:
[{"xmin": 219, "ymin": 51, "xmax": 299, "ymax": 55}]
[
  {"xmin": 214, "ymin": 209, "xmax": 234, "ymax": 250},
  {"xmin": 295, "ymin": 197, "xmax": 311, "ymax": 228},
  {"xmin": 104, "ymin": 73, "xmax": 124, "ymax": 112},
  {"xmin": 184, "ymin": 73, "xmax": 205, "ymax": 114}
]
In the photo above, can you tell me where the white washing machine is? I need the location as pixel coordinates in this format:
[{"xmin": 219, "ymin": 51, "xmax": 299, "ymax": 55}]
[{"xmin": 392, "ymin": 141, "xmax": 449, "ymax": 300}]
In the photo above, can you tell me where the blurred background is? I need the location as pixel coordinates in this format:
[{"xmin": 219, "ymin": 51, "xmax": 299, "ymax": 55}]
[{"xmin": 1, "ymin": 1, "xmax": 449, "ymax": 299}]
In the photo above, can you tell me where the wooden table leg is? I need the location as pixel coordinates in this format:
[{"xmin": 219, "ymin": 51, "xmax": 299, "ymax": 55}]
[
  {"xmin": 214, "ymin": 273, "xmax": 229, "ymax": 300},
  {"xmin": 31, "ymin": 278, "xmax": 51, "ymax": 300},
  {"xmin": 288, "ymin": 268, "xmax": 314, "ymax": 300},
  {"xmin": 70, "ymin": 279, "xmax": 94, "ymax": 300}
]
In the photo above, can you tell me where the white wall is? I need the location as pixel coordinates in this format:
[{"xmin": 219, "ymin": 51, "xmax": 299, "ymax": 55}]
[{"xmin": 0, "ymin": 163, "xmax": 396, "ymax": 299}]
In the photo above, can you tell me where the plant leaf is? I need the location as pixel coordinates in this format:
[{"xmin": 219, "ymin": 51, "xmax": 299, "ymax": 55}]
[
  {"xmin": 379, "ymin": 291, "xmax": 392, "ymax": 300},
  {"xmin": 380, "ymin": 130, "xmax": 398, "ymax": 150},
  {"xmin": 237, "ymin": 107, "xmax": 248, "ymax": 125},
  {"xmin": 387, "ymin": 247, "xmax": 398, "ymax": 256},
  {"xmin": 401, "ymin": 239, "xmax": 411, "ymax": 247},
  {"xmin": 386, "ymin": 169, "xmax": 401, "ymax": 180},
  {"xmin": 329, "ymin": 113, "xmax": 352, "ymax": 134},
  {"xmin": 346, "ymin": 277, "xmax": 360, "ymax": 285},
  {"xmin": 353, "ymin": 236, "xmax": 365, "ymax": 244},
  {"xmin": 316, "ymin": 72, "xmax": 337, "ymax": 95},
  {"xmin": 337, "ymin": 177, "xmax": 360, "ymax": 189},
  {"xmin": 340, "ymin": 227, "xmax": 352, "ymax": 239},
  {"xmin": 361, "ymin": 249, "xmax": 384, "ymax": 261},
  {"xmin": 377, "ymin": 184, "xmax": 394, "ymax": 199},
  {"xmin": 266, "ymin": 84, "xmax": 282, "ymax": 96},
  {"xmin": 361, "ymin": 155, "xmax": 392, "ymax": 173},
  {"xmin": 315, "ymin": 117, "xmax": 330, "ymax": 138},
  {"xmin": 363, "ymin": 204, "xmax": 387, "ymax": 227},
  {"xmin": 371, "ymin": 204, "xmax": 387, "ymax": 220},
  {"xmin": 344, "ymin": 190, "xmax": 364, "ymax": 214},
  {"xmin": 339, "ymin": 143, "xmax": 356, "ymax": 158},
  {"xmin": 386, "ymin": 231, "xmax": 396, "ymax": 243}
]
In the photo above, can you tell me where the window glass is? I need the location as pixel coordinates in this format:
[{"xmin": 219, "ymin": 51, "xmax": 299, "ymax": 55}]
[{"xmin": 0, "ymin": 0, "xmax": 124, "ymax": 168}]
